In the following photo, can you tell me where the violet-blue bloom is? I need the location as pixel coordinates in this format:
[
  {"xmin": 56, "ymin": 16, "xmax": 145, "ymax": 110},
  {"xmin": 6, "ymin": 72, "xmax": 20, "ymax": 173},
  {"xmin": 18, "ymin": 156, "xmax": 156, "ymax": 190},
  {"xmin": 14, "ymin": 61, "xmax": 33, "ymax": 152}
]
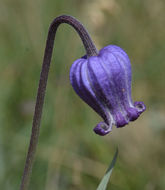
[{"xmin": 70, "ymin": 45, "xmax": 146, "ymax": 136}]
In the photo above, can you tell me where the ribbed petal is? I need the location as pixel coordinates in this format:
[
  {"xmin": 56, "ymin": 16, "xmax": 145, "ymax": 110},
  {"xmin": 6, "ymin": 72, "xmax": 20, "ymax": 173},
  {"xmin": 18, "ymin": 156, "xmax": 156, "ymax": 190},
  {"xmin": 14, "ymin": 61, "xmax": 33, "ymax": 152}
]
[
  {"xmin": 70, "ymin": 58, "xmax": 109, "ymax": 123},
  {"xmin": 80, "ymin": 59, "xmax": 108, "ymax": 121}
]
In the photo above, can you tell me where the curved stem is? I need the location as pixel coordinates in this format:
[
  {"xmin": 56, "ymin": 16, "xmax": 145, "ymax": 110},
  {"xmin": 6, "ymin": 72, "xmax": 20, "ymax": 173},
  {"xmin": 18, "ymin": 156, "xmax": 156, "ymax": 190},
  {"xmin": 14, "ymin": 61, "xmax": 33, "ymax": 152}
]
[{"xmin": 19, "ymin": 15, "xmax": 98, "ymax": 190}]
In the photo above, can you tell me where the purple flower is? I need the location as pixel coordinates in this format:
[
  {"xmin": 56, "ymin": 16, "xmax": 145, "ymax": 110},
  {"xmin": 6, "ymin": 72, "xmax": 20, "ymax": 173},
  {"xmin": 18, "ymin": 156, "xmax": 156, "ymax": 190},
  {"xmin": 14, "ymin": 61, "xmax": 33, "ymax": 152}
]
[{"xmin": 70, "ymin": 45, "xmax": 146, "ymax": 136}]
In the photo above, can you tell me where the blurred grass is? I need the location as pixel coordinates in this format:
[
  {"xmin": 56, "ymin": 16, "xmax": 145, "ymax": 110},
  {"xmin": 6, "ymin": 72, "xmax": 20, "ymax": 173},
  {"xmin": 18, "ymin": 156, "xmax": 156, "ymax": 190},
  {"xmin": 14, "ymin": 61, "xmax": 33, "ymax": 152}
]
[{"xmin": 0, "ymin": 0, "xmax": 165, "ymax": 189}]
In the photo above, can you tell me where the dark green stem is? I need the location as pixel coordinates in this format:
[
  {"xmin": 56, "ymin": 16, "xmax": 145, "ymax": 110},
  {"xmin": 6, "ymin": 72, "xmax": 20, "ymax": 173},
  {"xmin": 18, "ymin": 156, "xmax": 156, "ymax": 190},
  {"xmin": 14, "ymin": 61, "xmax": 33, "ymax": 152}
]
[{"xmin": 19, "ymin": 15, "xmax": 98, "ymax": 190}]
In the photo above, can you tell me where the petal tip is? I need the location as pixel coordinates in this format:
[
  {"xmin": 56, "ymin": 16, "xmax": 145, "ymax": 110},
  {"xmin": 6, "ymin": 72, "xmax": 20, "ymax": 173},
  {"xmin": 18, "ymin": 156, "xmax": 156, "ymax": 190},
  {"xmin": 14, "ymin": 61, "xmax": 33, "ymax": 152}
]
[
  {"xmin": 126, "ymin": 107, "xmax": 140, "ymax": 121},
  {"xmin": 134, "ymin": 101, "xmax": 146, "ymax": 114},
  {"xmin": 93, "ymin": 122, "xmax": 112, "ymax": 136},
  {"xmin": 115, "ymin": 113, "xmax": 128, "ymax": 128}
]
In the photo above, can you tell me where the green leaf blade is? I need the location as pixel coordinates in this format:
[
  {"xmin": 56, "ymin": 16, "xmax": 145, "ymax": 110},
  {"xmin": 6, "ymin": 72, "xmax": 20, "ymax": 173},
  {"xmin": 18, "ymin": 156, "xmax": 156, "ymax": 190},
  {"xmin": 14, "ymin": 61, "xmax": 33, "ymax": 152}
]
[{"xmin": 96, "ymin": 148, "xmax": 118, "ymax": 190}]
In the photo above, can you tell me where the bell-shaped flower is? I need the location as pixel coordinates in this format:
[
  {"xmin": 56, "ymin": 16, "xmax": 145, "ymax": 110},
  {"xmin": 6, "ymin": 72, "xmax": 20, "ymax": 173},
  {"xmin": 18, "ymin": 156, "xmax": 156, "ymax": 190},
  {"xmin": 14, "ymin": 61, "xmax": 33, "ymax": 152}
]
[{"xmin": 70, "ymin": 45, "xmax": 145, "ymax": 136}]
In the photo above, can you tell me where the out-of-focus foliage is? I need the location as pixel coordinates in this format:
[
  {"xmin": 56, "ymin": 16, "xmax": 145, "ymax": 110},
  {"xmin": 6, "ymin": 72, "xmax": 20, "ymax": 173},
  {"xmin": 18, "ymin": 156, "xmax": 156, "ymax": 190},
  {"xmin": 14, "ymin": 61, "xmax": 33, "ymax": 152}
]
[{"xmin": 0, "ymin": 0, "xmax": 165, "ymax": 189}]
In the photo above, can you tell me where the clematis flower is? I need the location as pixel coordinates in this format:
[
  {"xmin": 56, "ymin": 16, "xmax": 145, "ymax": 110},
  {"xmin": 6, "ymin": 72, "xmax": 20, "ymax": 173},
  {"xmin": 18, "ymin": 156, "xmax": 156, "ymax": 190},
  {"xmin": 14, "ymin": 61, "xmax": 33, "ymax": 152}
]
[
  {"xmin": 70, "ymin": 45, "xmax": 146, "ymax": 136},
  {"xmin": 20, "ymin": 15, "xmax": 146, "ymax": 189}
]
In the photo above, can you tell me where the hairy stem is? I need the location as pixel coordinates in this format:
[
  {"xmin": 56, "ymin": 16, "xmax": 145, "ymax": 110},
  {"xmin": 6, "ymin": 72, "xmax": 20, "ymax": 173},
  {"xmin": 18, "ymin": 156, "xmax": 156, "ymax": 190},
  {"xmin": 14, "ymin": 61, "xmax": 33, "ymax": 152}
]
[{"xmin": 19, "ymin": 15, "xmax": 98, "ymax": 190}]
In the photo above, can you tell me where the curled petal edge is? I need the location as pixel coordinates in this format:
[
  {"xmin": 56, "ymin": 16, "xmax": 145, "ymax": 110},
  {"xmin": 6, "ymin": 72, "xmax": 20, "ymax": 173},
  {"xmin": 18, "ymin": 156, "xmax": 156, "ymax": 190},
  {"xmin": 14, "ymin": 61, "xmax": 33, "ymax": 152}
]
[
  {"xmin": 134, "ymin": 101, "xmax": 146, "ymax": 114},
  {"xmin": 93, "ymin": 122, "xmax": 112, "ymax": 136}
]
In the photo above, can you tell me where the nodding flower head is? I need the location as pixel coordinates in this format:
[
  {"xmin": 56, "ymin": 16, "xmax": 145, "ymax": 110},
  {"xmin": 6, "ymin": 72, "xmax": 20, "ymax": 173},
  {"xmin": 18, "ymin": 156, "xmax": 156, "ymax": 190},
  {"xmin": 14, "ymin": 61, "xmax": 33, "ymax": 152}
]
[{"xmin": 70, "ymin": 45, "xmax": 146, "ymax": 136}]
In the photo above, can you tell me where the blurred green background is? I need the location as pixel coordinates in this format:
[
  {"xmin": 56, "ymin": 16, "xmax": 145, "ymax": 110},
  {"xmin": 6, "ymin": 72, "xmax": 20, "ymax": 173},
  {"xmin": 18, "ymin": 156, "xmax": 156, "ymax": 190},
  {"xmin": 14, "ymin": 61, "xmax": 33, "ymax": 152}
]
[{"xmin": 0, "ymin": 0, "xmax": 165, "ymax": 189}]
